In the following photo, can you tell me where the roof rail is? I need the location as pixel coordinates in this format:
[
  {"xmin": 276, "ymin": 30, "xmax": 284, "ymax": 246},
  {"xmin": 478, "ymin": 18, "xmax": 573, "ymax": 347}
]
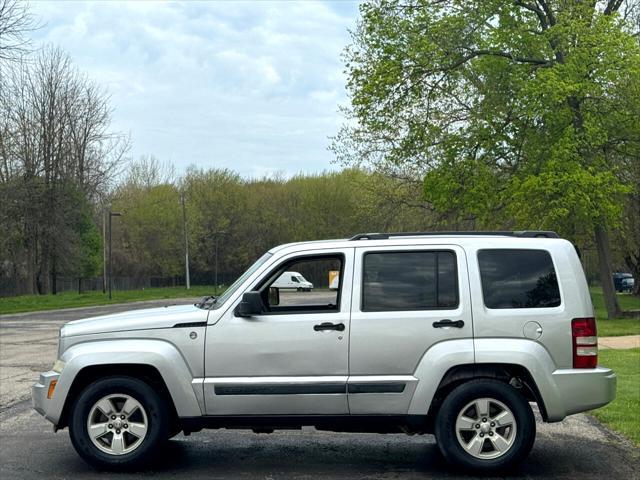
[{"xmin": 349, "ymin": 231, "xmax": 560, "ymax": 241}]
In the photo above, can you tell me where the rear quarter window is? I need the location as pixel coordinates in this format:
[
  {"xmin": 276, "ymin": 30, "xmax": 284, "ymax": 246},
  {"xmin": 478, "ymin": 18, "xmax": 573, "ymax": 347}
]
[{"xmin": 478, "ymin": 249, "xmax": 561, "ymax": 309}]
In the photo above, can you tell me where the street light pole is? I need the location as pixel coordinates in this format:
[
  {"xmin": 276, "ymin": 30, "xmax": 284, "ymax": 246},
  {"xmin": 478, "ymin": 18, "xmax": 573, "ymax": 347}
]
[{"xmin": 108, "ymin": 211, "xmax": 121, "ymax": 300}]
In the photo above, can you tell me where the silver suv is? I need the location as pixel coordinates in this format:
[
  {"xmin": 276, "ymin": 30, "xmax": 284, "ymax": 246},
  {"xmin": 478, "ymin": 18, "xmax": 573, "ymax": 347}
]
[{"xmin": 32, "ymin": 231, "xmax": 616, "ymax": 471}]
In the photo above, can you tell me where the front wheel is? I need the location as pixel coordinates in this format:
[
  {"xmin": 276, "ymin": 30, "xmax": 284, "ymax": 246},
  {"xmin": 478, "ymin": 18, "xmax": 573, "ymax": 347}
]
[
  {"xmin": 434, "ymin": 379, "xmax": 535, "ymax": 472},
  {"xmin": 69, "ymin": 376, "xmax": 170, "ymax": 469}
]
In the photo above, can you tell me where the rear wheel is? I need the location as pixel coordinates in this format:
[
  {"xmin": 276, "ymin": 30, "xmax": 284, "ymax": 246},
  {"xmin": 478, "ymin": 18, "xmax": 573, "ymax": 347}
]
[
  {"xmin": 434, "ymin": 379, "xmax": 535, "ymax": 472},
  {"xmin": 69, "ymin": 376, "xmax": 170, "ymax": 469}
]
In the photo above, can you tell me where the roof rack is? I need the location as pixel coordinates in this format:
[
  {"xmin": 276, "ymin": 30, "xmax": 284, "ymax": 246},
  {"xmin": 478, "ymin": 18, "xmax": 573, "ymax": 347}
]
[{"xmin": 349, "ymin": 231, "xmax": 560, "ymax": 241}]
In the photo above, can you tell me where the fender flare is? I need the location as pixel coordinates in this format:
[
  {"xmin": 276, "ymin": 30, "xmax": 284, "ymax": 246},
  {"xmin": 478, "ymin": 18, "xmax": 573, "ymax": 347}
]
[
  {"xmin": 408, "ymin": 339, "xmax": 475, "ymax": 415},
  {"xmin": 408, "ymin": 338, "xmax": 566, "ymax": 421},
  {"xmin": 474, "ymin": 338, "xmax": 566, "ymax": 421},
  {"xmin": 48, "ymin": 339, "xmax": 203, "ymax": 425}
]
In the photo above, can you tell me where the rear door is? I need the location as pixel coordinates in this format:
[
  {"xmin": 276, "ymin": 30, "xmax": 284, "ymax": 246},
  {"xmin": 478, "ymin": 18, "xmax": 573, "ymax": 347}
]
[{"xmin": 348, "ymin": 244, "xmax": 473, "ymax": 414}]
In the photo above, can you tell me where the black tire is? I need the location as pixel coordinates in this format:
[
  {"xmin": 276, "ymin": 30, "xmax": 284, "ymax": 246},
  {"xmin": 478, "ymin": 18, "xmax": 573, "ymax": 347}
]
[
  {"xmin": 434, "ymin": 379, "xmax": 535, "ymax": 472},
  {"xmin": 168, "ymin": 424, "xmax": 183, "ymax": 439},
  {"xmin": 69, "ymin": 376, "xmax": 171, "ymax": 470}
]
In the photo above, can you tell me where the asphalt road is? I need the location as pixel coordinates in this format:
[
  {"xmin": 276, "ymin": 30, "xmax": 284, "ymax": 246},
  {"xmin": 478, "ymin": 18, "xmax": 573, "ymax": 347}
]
[{"xmin": 1, "ymin": 301, "xmax": 639, "ymax": 479}]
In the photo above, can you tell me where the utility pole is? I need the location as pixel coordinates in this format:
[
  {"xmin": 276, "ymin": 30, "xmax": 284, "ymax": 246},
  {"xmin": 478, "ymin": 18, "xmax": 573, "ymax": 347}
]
[
  {"xmin": 108, "ymin": 211, "xmax": 121, "ymax": 300},
  {"xmin": 181, "ymin": 192, "xmax": 190, "ymax": 290},
  {"xmin": 214, "ymin": 231, "xmax": 227, "ymax": 292},
  {"xmin": 102, "ymin": 209, "xmax": 107, "ymax": 294}
]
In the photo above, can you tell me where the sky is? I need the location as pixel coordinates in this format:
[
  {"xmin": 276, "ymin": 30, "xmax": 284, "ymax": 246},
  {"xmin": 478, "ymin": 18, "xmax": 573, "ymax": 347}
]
[{"xmin": 29, "ymin": 0, "xmax": 361, "ymax": 177}]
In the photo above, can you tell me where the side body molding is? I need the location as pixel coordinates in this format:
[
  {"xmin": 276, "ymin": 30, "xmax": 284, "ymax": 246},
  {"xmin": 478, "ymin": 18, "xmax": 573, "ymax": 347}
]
[
  {"xmin": 50, "ymin": 339, "xmax": 203, "ymax": 425},
  {"xmin": 408, "ymin": 339, "xmax": 475, "ymax": 415}
]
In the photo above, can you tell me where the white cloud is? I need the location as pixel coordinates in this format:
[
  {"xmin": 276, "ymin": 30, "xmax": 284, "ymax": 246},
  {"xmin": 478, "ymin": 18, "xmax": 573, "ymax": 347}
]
[{"xmin": 29, "ymin": 0, "xmax": 361, "ymax": 177}]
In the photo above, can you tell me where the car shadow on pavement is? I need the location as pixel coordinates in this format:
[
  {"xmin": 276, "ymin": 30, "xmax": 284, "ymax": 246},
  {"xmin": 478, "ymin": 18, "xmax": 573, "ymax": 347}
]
[
  {"xmin": 6, "ymin": 426, "xmax": 637, "ymax": 480},
  {"xmin": 127, "ymin": 430, "xmax": 638, "ymax": 479}
]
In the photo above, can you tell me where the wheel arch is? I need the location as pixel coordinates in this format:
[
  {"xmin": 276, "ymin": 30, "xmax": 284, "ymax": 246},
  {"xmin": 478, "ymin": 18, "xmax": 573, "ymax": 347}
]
[
  {"xmin": 50, "ymin": 339, "xmax": 203, "ymax": 428},
  {"xmin": 57, "ymin": 363, "xmax": 178, "ymax": 430},
  {"xmin": 425, "ymin": 363, "xmax": 548, "ymax": 430}
]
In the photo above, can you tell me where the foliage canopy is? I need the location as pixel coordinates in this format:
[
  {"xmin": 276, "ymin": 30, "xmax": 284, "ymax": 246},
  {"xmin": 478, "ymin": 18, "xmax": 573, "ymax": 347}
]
[{"xmin": 334, "ymin": 0, "xmax": 640, "ymax": 237}]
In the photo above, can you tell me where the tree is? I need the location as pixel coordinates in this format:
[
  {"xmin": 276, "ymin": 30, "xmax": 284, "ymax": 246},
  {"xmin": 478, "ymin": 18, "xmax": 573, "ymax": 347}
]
[
  {"xmin": 102, "ymin": 163, "xmax": 434, "ymax": 289},
  {"xmin": 0, "ymin": 46, "xmax": 126, "ymax": 294},
  {"xmin": 111, "ymin": 183, "xmax": 183, "ymax": 278},
  {"xmin": 125, "ymin": 154, "xmax": 175, "ymax": 189},
  {"xmin": 0, "ymin": 0, "xmax": 37, "ymax": 63},
  {"xmin": 617, "ymin": 152, "xmax": 640, "ymax": 295},
  {"xmin": 334, "ymin": 0, "xmax": 640, "ymax": 318}
]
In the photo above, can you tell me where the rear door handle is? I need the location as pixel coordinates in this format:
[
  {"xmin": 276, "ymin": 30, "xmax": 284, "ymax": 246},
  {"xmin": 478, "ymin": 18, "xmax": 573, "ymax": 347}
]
[
  {"xmin": 433, "ymin": 319, "xmax": 465, "ymax": 329},
  {"xmin": 314, "ymin": 322, "xmax": 345, "ymax": 332}
]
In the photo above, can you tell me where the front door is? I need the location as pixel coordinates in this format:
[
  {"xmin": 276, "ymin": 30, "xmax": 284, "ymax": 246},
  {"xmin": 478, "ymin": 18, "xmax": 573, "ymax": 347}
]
[
  {"xmin": 348, "ymin": 244, "xmax": 473, "ymax": 414},
  {"xmin": 203, "ymin": 249, "xmax": 353, "ymax": 415}
]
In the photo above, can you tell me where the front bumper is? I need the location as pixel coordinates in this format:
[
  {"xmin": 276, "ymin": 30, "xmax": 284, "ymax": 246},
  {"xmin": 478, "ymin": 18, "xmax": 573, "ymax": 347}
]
[
  {"xmin": 31, "ymin": 371, "xmax": 60, "ymax": 424},
  {"xmin": 550, "ymin": 366, "xmax": 616, "ymax": 419}
]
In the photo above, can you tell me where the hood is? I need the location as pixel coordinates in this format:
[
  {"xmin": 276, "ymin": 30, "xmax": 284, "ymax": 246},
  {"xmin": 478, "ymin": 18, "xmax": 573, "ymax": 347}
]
[{"xmin": 61, "ymin": 304, "xmax": 209, "ymax": 338}]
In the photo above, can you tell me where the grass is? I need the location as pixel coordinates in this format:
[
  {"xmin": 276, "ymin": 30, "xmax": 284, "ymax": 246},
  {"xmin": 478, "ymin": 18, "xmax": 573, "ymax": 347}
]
[
  {"xmin": 590, "ymin": 348, "xmax": 640, "ymax": 447},
  {"xmin": 591, "ymin": 287, "xmax": 640, "ymax": 337},
  {"xmin": 0, "ymin": 285, "xmax": 220, "ymax": 315},
  {"xmin": 2, "ymin": 281, "xmax": 639, "ymax": 329}
]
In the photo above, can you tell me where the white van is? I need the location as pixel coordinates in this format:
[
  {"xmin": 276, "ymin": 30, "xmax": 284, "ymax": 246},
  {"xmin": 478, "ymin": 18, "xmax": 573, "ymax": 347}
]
[{"xmin": 272, "ymin": 271, "xmax": 313, "ymax": 291}]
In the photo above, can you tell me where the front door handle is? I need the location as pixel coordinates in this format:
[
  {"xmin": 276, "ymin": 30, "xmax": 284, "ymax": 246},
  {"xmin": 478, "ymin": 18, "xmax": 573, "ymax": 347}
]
[
  {"xmin": 433, "ymin": 319, "xmax": 465, "ymax": 329},
  {"xmin": 314, "ymin": 322, "xmax": 345, "ymax": 332}
]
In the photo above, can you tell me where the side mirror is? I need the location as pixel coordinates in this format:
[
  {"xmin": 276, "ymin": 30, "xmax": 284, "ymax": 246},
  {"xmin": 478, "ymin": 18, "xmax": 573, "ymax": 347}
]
[
  {"xmin": 235, "ymin": 291, "xmax": 264, "ymax": 317},
  {"xmin": 268, "ymin": 287, "xmax": 280, "ymax": 306}
]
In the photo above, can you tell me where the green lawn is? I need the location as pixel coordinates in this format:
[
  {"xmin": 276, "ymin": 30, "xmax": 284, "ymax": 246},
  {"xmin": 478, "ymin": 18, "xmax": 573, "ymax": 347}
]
[
  {"xmin": 0, "ymin": 285, "xmax": 220, "ymax": 315},
  {"xmin": 2, "ymin": 283, "xmax": 639, "ymax": 328},
  {"xmin": 590, "ymin": 348, "xmax": 640, "ymax": 447},
  {"xmin": 591, "ymin": 287, "xmax": 640, "ymax": 337}
]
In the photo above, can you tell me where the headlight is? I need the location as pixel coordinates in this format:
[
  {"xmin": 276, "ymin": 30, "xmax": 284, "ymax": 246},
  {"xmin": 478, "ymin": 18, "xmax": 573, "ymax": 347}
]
[{"xmin": 52, "ymin": 359, "xmax": 65, "ymax": 373}]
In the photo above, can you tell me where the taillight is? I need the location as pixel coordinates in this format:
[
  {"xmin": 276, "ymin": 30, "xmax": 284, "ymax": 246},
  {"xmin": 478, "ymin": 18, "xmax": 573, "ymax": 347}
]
[{"xmin": 572, "ymin": 317, "xmax": 598, "ymax": 368}]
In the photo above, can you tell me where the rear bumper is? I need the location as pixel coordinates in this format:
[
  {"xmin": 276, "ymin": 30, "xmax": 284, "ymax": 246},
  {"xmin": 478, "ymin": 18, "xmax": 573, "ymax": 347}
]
[
  {"xmin": 548, "ymin": 367, "xmax": 616, "ymax": 420},
  {"xmin": 31, "ymin": 371, "xmax": 60, "ymax": 425}
]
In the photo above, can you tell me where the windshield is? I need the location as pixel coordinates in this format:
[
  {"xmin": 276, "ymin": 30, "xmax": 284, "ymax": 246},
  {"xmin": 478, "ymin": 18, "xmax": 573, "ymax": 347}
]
[{"xmin": 209, "ymin": 252, "xmax": 273, "ymax": 309}]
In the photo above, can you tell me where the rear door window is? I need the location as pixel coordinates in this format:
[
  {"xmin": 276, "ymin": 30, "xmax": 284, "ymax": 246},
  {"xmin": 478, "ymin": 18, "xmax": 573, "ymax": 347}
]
[
  {"xmin": 362, "ymin": 250, "xmax": 459, "ymax": 312},
  {"xmin": 478, "ymin": 249, "xmax": 561, "ymax": 309}
]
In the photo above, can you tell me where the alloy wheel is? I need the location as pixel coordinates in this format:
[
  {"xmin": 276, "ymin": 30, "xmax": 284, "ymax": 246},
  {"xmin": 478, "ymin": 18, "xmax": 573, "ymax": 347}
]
[
  {"xmin": 454, "ymin": 397, "xmax": 517, "ymax": 460},
  {"xmin": 86, "ymin": 393, "xmax": 148, "ymax": 456}
]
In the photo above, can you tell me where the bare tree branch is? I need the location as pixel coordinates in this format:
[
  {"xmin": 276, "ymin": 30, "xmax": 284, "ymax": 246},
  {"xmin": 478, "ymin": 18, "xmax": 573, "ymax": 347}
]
[{"xmin": 0, "ymin": 0, "xmax": 38, "ymax": 62}]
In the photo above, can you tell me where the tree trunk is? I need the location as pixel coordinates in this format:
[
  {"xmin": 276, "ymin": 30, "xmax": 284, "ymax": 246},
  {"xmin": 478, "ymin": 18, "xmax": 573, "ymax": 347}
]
[
  {"xmin": 26, "ymin": 235, "xmax": 36, "ymax": 295},
  {"xmin": 594, "ymin": 225, "xmax": 622, "ymax": 318},
  {"xmin": 38, "ymin": 254, "xmax": 49, "ymax": 294},
  {"xmin": 51, "ymin": 254, "xmax": 57, "ymax": 295},
  {"xmin": 624, "ymin": 253, "xmax": 640, "ymax": 296}
]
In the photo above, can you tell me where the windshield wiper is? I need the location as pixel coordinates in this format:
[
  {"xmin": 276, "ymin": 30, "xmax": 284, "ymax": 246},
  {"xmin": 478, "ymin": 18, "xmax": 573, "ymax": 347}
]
[{"xmin": 195, "ymin": 295, "xmax": 217, "ymax": 309}]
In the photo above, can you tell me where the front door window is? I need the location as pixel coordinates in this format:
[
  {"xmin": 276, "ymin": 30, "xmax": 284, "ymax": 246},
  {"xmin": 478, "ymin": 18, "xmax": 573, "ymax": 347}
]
[{"xmin": 261, "ymin": 255, "xmax": 343, "ymax": 312}]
